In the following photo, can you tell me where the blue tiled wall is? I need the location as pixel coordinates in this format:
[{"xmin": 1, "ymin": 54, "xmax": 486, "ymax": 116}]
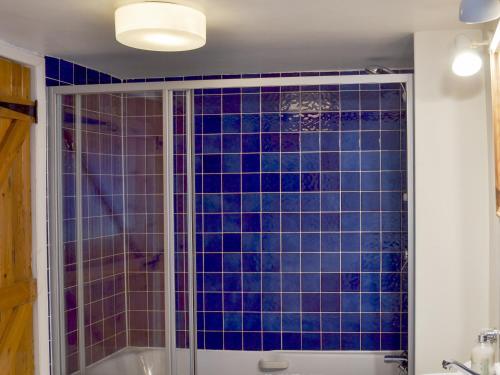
[
  {"xmin": 45, "ymin": 55, "xmax": 412, "ymax": 86},
  {"xmin": 194, "ymin": 84, "xmax": 408, "ymax": 351},
  {"xmin": 46, "ymin": 56, "xmax": 409, "ymax": 352},
  {"xmin": 45, "ymin": 56, "xmax": 121, "ymax": 86}
]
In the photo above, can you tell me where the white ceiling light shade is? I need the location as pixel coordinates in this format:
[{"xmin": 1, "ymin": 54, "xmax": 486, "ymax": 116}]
[
  {"xmin": 459, "ymin": 0, "xmax": 500, "ymax": 23},
  {"xmin": 115, "ymin": 2, "xmax": 206, "ymax": 51},
  {"xmin": 452, "ymin": 35, "xmax": 483, "ymax": 77}
]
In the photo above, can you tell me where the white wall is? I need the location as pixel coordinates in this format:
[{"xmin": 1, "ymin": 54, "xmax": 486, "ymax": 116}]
[
  {"xmin": 485, "ymin": 32, "xmax": 500, "ymax": 332},
  {"xmin": 414, "ymin": 30, "xmax": 491, "ymax": 374}
]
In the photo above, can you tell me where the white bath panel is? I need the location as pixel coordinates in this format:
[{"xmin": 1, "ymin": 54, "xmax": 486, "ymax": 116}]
[
  {"xmin": 197, "ymin": 350, "xmax": 400, "ymax": 375},
  {"xmin": 82, "ymin": 346, "xmax": 401, "ymax": 375}
]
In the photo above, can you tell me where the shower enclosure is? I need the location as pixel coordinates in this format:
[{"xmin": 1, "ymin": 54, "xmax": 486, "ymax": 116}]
[{"xmin": 48, "ymin": 73, "xmax": 414, "ymax": 375}]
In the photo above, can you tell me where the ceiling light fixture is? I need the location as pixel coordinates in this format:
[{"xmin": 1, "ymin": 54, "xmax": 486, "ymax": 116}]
[
  {"xmin": 115, "ymin": 2, "xmax": 206, "ymax": 52},
  {"xmin": 452, "ymin": 35, "xmax": 484, "ymax": 77},
  {"xmin": 459, "ymin": 0, "xmax": 500, "ymax": 24}
]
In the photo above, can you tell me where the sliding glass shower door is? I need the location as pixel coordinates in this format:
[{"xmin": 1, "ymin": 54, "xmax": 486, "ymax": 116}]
[
  {"xmin": 55, "ymin": 93, "xmax": 128, "ymax": 373},
  {"xmin": 51, "ymin": 90, "xmax": 194, "ymax": 375},
  {"xmin": 50, "ymin": 73, "xmax": 413, "ymax": 375}
]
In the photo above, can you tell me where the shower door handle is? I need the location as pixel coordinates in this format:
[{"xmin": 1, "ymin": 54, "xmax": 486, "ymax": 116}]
[{"xmin": 258, "ymin": 359, "xmax": 289, "ymax": 371}]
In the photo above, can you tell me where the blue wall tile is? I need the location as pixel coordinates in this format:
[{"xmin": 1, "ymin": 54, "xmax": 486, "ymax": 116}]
[
  {"xmin": 46, "ymin": 57, "xmax": 123, "ymax": 86},
  {"xmin": 49, "ymin": 61, "xmax": 407, "ymax": 352},
  {"xmin": 45, "ymin": 56, "xmax": 59, "ymax": 80}
]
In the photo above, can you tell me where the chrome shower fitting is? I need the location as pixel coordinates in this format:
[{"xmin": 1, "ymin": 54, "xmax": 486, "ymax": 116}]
[
  {"xmin": 384, "ymin": 351, "xmax": 408, "ymax": 375},
  {"xmin": 364, "ymin": 65, "xmax": 397, "ymax": 75},
  {"xmin": 364, "ymin": 65, "xmax": 407, "ymax": 104}
]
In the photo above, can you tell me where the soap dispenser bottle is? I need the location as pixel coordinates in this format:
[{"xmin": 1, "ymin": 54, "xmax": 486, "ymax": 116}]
[{"xmin": 472, "ymin": 334, "xmax": 495, "ymax": 375}]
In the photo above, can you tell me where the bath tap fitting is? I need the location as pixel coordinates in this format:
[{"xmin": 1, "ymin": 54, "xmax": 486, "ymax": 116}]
[
  {"xmin": 442, "ymin": 360, "xmax": 480, "ymax": 375},
  {"xmin": 384, "ymin": 353, "xmax": 408, "ymax": 365},
  {"xmin": 384, "ymin": 352, "xmax": 408, "ymax": 375}
]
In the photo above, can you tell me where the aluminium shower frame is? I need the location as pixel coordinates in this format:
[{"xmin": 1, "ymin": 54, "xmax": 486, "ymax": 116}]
[{"xmin": 48, "ymin": 73, "xmax": 415, "ymax": 375}]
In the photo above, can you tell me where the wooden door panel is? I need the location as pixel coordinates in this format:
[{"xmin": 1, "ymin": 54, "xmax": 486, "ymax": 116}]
[
  {"xmin": 0, "ymin": 59, "xmax": 30, "ymax": 99},
  {"xmin": 0, "ymin": 280, "xmax": 36, "ymax": 311},
  {"xmin": 0, "ymin": 304, "xmax": 31, "ymax": 370},
  {"xmin": 0, "ymin": 118, "xmax": 12, "ymax": 144},
  {"xmin": 0, "ymin": 56, "xmax": 35, "ymax": 375}
]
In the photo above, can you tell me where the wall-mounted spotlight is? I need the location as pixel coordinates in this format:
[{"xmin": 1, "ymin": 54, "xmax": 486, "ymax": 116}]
[
  {"xmin": 452, "ymin": 35, "xmax": 486, "ymax": 77},
  {"xmin": 460, "ymin": 0, "xmax": 500, "ymax": 24}
]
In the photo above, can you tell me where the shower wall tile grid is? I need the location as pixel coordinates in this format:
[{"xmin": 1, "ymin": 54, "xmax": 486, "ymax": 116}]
[
  {"xmin": 47, "ymin": 56, "xmax": 409, "ymax": 356},
  {"xmin": 193, "ymin": 84, "xmax": 408, "ymax": 351},
  {"xmin": 48, "ymin": 55, "xmax": 123, "ymax": 374},
  {"xmin": 123, "ymin": 92, "xmax": 166, "ymax": 348},
  {"xmin": 80, "ymin": 93, "xmax": 127, "ymax": 364},
  {"xmin": 45, "ymin": 56, "xmax": 121, "ymax": 87},
  {"xmin": 51, "ymin": 58, "xmax": 171, "ymax": 375},
  {"xmin": 45, "ymin": 55, "xmax": 412, "ymax": 87},
  {"xmin": 60, "ymin": 93, "xmax": 128, "ymax": 372}
]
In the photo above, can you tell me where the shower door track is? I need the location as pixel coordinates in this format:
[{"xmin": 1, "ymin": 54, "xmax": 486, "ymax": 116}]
[
  {"xmin": 48, "ymin": 74, "xmax": 411, "ymax": 94},
  {"xmin": 48, "ymin": 73, "xmax": 415, "ymax": 375}
]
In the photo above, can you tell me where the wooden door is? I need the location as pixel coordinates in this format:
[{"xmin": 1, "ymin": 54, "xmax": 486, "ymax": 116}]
[{"xmin": 0, "ymin": 57, "xmax": 36, "ymax": 374}]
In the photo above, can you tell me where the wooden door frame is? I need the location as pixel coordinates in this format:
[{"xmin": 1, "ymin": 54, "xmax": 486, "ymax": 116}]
[{"xmin": 0, "ymin": 40, "xmax": 49, "ymax": 375}]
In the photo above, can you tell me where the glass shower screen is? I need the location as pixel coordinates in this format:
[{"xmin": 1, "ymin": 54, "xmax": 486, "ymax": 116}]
[
  {"xmin": 50, "ymin": 75, "xmax": 411, "ymax": 375},
  {"xmin": 51, "ymin": 90, "xmax": 195, "ymax": 375}
]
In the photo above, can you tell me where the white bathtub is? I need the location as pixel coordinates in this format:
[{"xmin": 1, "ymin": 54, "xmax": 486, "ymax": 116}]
[
  {"xmin": 85, "ymin": 347, "xmax": 401, "ymax": 375},
  {"xmin": 86, "ymin": 347, "xmax": 167, "ymax": 375}
]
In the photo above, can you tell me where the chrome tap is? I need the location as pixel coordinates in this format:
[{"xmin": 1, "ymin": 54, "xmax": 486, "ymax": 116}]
[
  {"xmin": 384, "ymin": 353, "xmax": 408, "ymax": 365},
  {"xmin": 385, "ymin": 352, "xmax": 408, "ymax": 374},
  {"xmin": 480, "ymin": 329, "xmax": 500, "ymax": 345},
  {"xmin": 442, "ymin": 360, "xmax": 480, "ymax": 375}
]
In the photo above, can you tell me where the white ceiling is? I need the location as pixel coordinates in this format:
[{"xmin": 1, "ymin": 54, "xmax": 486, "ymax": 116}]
[{"xmin": 0, "ymin": 0, "xmax": 474, "ymax": 78}]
